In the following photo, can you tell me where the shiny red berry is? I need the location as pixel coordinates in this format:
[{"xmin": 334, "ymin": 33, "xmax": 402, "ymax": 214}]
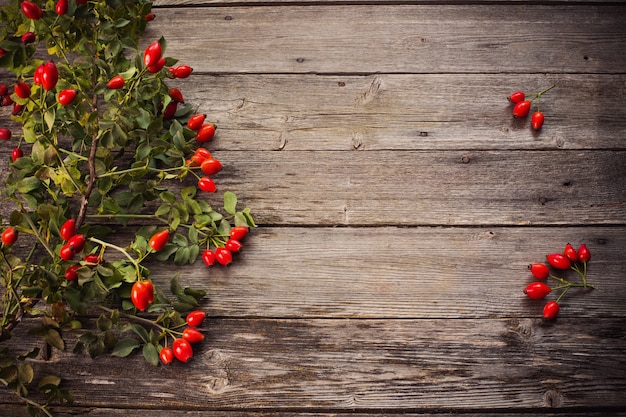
[
  {"xmin": 531, "ymin": 111, "xmax": 545, "ymax": 130},
  {"xmin": 512, "ymin": 100, "xmax": 531, "ymax": 118},
  {"xmin": 578, "ymin": 243, "xmax": 591, "ymax": 263},
  {"xmin": 524, "ymin": 282, "xmax": 551, "ymax": 300},
  {"xmin": 528, "ymin": 263, "xmax": 549, "ymax": 280},
  {"xmin": 543, "ymin": 301, "xmax": 560, "ymax": 320},
  {"xmin": 508, "ymin": 91, "xmax": 525, "ymax": 103},
  {"xmin": 546, "ymin": 253, "xmax": 571, "ymax": 270},
  {"xmin": 563, "ymin": 243, "xmax": 578, "ymax": 263}
]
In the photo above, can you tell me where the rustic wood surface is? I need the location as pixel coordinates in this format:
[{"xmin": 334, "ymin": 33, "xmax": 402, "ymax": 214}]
[{"xmin": 2, "ymin": 0, "xmax": 626, "ymax": 416}]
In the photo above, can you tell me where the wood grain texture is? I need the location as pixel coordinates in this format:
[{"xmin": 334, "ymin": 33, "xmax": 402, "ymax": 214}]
[
  {"xmin": 3, "ymin": 317, "xmax": 625, "ymax": 412},
  {"xmin": 143, "ymin": 5, "xmax": 626, "ymax": 74},
  {"xmin": 1, "ymin": 0, "xmax": 625, "ymax": 415},
  {"xmin": 2, "ymin": 73, "xmax": 626, "ymax": 152}
]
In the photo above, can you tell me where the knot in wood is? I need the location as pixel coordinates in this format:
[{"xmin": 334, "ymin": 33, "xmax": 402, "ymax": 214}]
[{"xmin": 543, "ymin": 389, "xmax": 564, "ymax": 407}]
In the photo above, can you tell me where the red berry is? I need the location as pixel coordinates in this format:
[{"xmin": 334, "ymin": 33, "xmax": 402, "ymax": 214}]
[
  {"xmin": 187, "ymin": 114, "xmax": 205, "ymax": 131},
  {"xmin": 528, "ymin": 263, "xmax": 549, "ymax": 280},
  {"xmin": 11, "ymin": 148, "xmax": 23, "ymax": 162},
  {"xmin": 34, "ymin": 65, "xmax": 44, "ymax": 85},
  {"xmin": 196, "ymin": 123, "xmax": 216, "ymax": 143},
  {"xmin": 225, "ymin": 239, "xmax": 242, "ymax": 253},
  {"xmin": 107, "ymin": 75, "xmax": 125, "ymax": 90},
  {"xmin": 83, "ymin": 254, "xmax": 101, "ymax": 266},
  {"xmin": 169, "ymin": 87, "xmax": 184, "ymax": 103},
  {"xmin": 202, "ymin": 249, "xmax": 216, "ymax": 266},
  {"xmin": 149, "ymin": 230, "xmax": 170, "ymax": 252},
  {"xmin": 67, "ymin": 234, "xmax": 86, "ymax": 253},
  {"xmin": 512, "ymin": 100, "xmax": 531, "ymax": 118},
  {"xmin": 57, "ymin": 89, "xmax": 77, "ymax": 106},
  {"xmin": 145, "ymin": 12, "xmax": 156, "ymax": 22},
  {"xmin": 0, "ymin": 128, "xmax": 11, "ymax": 141},
  {"xmin": 12, "ymin": 103, "xmax": 24, "ymax": 115},
  {"xmin": 215, "ymin": 247, "xmax": 232, "ymax": 266},
  {"xmin": 578, "ymin": 243, "xmax": 591, "ymax": 263},
  {"xmin": 163, "ymin": 101, "xmax": 177, "ymax": 119},
  {"xmin": 194, "ymin": 147, "xmax": 212, "ymax": 160},
  {"xmin": 159, "ymin": 347, "xmax": 174, "ymax": 365},
  {"xmin": 185, "ymin": 310, "xmax": 206, "ymax": 327},
  {"xmin": 182, "ymin": 327, "xmax": 205, "ymax": 344},
  {"xmin": 229, "ymin": 226, "xmax": 249, "ymax": 241},
  {"xmin": 59, "ymin": 244, "xmax": 75, "ymax": 261},
  {"xmin": 65, "ymin": 265, "xmax": 81, "ymax": 281},
  {"xmin": 563, "ymin": 243, "xmax": 578, "ymax": 263},
  {"xmin": 197, "ymin": 176, "xmax": 217, "ymax": 193},
  {"xmin": 21, "ymin": 31, "xmax": 36, "ymax": 44},
  {"xmin": 543, "ymin": 301, "xmax": 560, "ymax": 320},
  {"xmin": 173, "ymin": 65, "xmax": 193, "ymax": 79},
  {"xmin": 2, "ymin": 95, "xmax": 13, "ymax": 107},
  {"xmin": 143, "ymin": 41, "xmax": 162, "ymax": 68},
  {"xmin": 55, "ymin": 0, "xmax": 68, "ymax": 16},
  {"xmin": 14, "ymin": 82, "xmax": 31, "ymax": 99},
  {"xmin": 0, "ymin": 83, "xmax": 8, "ymax": 96},
  {"xmin": 172, "ymin": 338, "xmax": 193, "ymax": 363},
  {"xmin": 531, "ymin": 111, "xmax": 545, "ymax": 130},
  {"xmin": 546, "ymin": 253, "xmax": 571, "ymax": 270},
  {"xmin": 130, "ymin": 280, "xmax": 154, "ymax": 311},
  {"xmin": 41, "ymin": 61, "xmax": 59, "ymax": 91},
  {"xmin": 508, "ymin": 91, "xmax": 525, "ymax": 103},
  {"xmin": 524, "ymin": 282, "xmax": 551, "ymax": 300},
  {"xmin": 1, "ymin": 227, "xmax": 19, "ymax": 246},
  {"xmin": 200, "ymin": 158, "xmax": 223, "ymax": 176},
  {"xmin": 60, "ymin": 219, "xmax": 76, "ymax": 240},
  {"xmin": 21, "ymin": 1, "xmax": 43, "ymax": 20}
]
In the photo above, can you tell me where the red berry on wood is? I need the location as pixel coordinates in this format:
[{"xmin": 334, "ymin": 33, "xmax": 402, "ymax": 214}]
[{"xmin": 524, "ymin": 282, "xmax": 551, "ymax": 300}]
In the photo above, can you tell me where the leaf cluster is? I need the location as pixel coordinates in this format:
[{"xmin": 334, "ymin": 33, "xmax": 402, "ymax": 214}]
[{"xmin": 0, "ymin": 0, "xmax": 255, "ymax": 414}]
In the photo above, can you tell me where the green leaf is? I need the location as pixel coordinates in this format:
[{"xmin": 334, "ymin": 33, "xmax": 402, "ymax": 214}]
[
  {"xmin": 224, "ymin": 191, "xmax": 237, "ymax": 215},
  {"xmin": 111, "ymin": 338, "xmax": 140, "ymax": 358},
  {"xmin": 44, "ymin": 328, "xmax": 65, "ymax": 350},
  {"xmin": 18, "ymin": 363, "xmax": 34, "ymax": 384},
  {"xmin": 38, "ymin": 375, "xmax": 62, "ymax": 392},
  {"xmin": 142, "ymin": 343, "xmax": 159, "ymax": 366},
  {"xmin": 16, "ymin": 177, "xmax": 41, "ymax": 194}
]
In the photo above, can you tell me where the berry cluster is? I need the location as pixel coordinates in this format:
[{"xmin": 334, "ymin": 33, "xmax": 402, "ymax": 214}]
[
  {"xmin": 508, "ymin": 84, "xmax": 555, "ymax": 130},
  {"xmin": 201, "ymin": 225, "xmax": 249, "ymax": 267},
  {"xmin": 524, "ymin": 243, "xmax": 593, "ymax": 320},
  {"xmin": 159, "ymin": 310, "xmax": 206, "ymax": 364}
]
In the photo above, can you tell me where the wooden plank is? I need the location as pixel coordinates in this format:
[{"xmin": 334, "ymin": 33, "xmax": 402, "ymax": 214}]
[
  {"xmin": 143, "ymin": 5, "xmax": 626, "ymax": 74},
  {"xmin": 3, "ymin": 317, "xmax": 625, "ymax": 411},
  {"xmin": 142, "ymin": 226, "xmax": 626, "ymax": 318},
  {"xmin": 2, "ymin": 73, "xmax": 625, "ymax": 152},
  {"xmin": 154, "ymin": 0, "xmax": 626, "ymax": 4},
  {"xmin": 160, "ymin": 73, "xmax": 626, "ymax": 151},
  {"xmin": 2, "ymin": 226, "xmax": 618, "ymax": 319},
  {"xmin": 2, "ymin": 150, "xmax": 624, "ymax": 227},
  {"xmin": 211, "ymin": 150, "xmax": 625, "ymax": 226}
]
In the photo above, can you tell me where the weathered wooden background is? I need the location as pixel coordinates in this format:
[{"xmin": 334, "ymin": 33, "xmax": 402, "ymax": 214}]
[{"xmin": 2, "ymin": 0, "xmax": 626, "ymax": 415}]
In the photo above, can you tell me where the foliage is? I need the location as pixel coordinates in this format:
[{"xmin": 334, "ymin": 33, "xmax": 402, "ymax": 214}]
[{"xmin": 0, "ymin": 0, "xmax": 254, "ymax": 415}]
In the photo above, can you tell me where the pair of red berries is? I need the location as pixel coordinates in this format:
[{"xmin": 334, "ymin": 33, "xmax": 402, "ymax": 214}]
[
  {"xmin": 0, "ymin": 82, "xmax": 23, "ymax": 111},
  {"xmin": 160, "ymin": 310, "xmax": 206, "ymax": 364},
  {"xmin": 508, "ymin": 85, "xmax": 555, "ymax": 130},
  {"xmin": 524, "ymin": 243, "xmax": 592, "ymax": 320}
]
